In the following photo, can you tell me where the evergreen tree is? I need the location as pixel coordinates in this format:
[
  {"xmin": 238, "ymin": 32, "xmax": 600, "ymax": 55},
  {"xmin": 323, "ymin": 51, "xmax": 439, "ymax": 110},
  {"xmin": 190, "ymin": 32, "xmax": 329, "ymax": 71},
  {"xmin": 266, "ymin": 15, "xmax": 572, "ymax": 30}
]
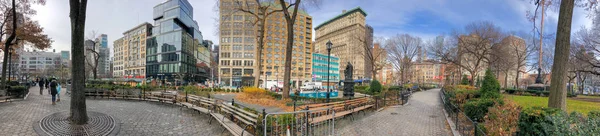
[
  {"xmin": 480, "ymin": 69, "xmax": 501, "ymax": 99},
  {"xmin": 461, "ymin": 75, "xmax": 470, "ymax": 85}
]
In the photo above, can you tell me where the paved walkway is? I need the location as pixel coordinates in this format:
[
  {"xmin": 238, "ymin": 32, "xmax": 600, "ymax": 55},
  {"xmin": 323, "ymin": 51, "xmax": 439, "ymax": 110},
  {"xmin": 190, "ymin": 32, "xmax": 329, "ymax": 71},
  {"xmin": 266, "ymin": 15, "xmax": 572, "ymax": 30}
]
[
  {"xmin": 0, "ymin": 86, "xmax": 229, "ymax": 136},
  {"xmin": 336, "ymin": 89, "xmax": 452, "ymax": 136}
]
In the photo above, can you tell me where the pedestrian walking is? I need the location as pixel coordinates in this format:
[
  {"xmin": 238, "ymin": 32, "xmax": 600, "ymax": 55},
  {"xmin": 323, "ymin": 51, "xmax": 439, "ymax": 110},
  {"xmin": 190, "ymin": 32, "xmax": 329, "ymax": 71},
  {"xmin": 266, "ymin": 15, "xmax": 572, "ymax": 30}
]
[
  {"xmin": 56, "ymin": 81, "xmax": 61, "ymax": 102},
  {"xmin": 50, "ymin": 79, "xmax": 58, "ymax": 105},
  {"xmin": 45, "ymin": 79, "xmax": 50, "ymax": 94},
  {"xmin": 38, "ymin": 78, "xmax": 45, "ymax": 95}
]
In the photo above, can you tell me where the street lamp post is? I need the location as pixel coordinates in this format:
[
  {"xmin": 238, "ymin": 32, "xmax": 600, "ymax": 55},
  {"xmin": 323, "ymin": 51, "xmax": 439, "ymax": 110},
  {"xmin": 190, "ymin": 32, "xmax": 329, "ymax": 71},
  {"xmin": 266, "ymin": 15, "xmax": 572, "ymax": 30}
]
[{"xmin": 326, "ymin": 40, "xmax": 333, "ymax": 103}]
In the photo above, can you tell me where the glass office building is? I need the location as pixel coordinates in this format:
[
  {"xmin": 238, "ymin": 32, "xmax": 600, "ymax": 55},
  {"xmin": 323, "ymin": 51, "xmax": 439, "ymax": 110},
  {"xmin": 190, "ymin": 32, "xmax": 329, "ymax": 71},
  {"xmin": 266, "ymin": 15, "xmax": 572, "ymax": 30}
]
[
  {"xmin": 312, "ymin": 53, "xmax": 340, "ymax": 89},
  {"xmin": 146, "ymin": 0, "xmax": 211, "ymax": 84}
]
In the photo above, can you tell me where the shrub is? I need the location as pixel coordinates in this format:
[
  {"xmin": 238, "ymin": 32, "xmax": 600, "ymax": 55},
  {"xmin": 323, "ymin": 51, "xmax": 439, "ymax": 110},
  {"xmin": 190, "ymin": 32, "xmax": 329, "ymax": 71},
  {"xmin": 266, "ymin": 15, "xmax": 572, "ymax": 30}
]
[
  {"xmin": 7, "ymin": 86, "xmax": 27, "ymax": 97},
  {"xmin": 354, "ymin": 86, "xmax": 368, "ymax": 92},
  {"xmin": 243, "ymin": 87, "xmax": 270, "ymax": 99},
  {"xmin": 369, "ymin": 80, "xmax": 382, "ymax": 94},
  {"xmin": 517, "ymin": 107, "xmax": 562, "ymax": 136},
  {"xmin": 480, "ymin": 69, "xmax": 501, "ymax": 99},
  {"xmin": 461, "ymin": 74, "xmax": 470, "ymax": 85},
  {"xmin": 505, "ymin": 88, "xmax": 517, "ymax": 94},
  {"xmin": 184, "ymin": 85, "xmax": 197, "ymax": 94},
  {"xmin": 538, "ymin": 111, "xmax": 600, "ymax": 135},
  {"xmin": 464, "ymin": 98, "xmax": 497, "ymax": 122},
  {"xmin": 456, "ymin": 85, "xmax": 477, "ymax": 91},
  {"xmin": 403, "ymin": 83, "xmax": 414, "ymax": 90},
  {"xmin": 446, "ymin": 86, "xmax": 480, "ymax": 106},
  {"xmin": 388, "ymin": 86, "xmax": 403, "ymax": 91},
  {"xmin": 484, "ymin": 98, "xmax": 521, "ymax": 135}
]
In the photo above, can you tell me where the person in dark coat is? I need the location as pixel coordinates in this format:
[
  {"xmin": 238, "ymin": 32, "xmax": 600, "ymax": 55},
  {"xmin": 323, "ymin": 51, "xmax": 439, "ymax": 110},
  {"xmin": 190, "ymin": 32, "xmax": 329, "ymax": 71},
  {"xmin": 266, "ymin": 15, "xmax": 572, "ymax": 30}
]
[
  {"xmin": 50, "ymin": 79, "xmax": 58, "ymax": 105},
  {"xmin": 45, "ymin": 79, "xmax": 50, "ymax": 88},
  {"xmin": 38, "ymin": 78, "xmax": 45, "ymax": 95}
]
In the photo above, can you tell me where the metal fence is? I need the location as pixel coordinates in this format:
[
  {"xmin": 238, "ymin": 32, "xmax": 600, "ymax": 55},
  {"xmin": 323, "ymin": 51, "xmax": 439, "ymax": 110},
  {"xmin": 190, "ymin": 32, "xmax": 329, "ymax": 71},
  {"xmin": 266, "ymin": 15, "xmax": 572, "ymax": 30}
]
[
  {"xmin": 440, "ymin": 88, "xmax": 486, "ymax": 136},
  {"xmin": 264, "ymin": 107, "xmax": 335, "ymax": 136}
]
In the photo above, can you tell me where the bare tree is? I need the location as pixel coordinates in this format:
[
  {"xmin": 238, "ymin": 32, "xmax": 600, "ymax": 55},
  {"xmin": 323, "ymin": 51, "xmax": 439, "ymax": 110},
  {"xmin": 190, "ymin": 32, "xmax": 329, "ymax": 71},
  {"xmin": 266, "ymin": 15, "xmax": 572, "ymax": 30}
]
[
  {"xmin": 220, "ymin": 0, "xmax": 285, "ymax": 87},
  {"xmin": 490, "ymin": 37, "xmax": 517, "ymax": 88},
  {"xmin": 276, "ymin": 0, "xmax": 319, "ymax": 99},
  {"xmin": 69, "ymin": 0, "xmax": 88, "ymax": 125},
  {"xmin": 512, "ymin": 32, "xmax": 536, "ymax": 89},
  {"xmin": 431, "ymin": 21, "xmax": 503, "ymax": 86},
  {"xmin": 357, "ymin": 34, "xmax": 386, "ymax": 80},
  {"xmin": 387, "ymin": 34, "xmax": 421, "ymax": 84},
  {"xmin": 84, "ymin": 31, "xmax": 100, "ymax": 79}
]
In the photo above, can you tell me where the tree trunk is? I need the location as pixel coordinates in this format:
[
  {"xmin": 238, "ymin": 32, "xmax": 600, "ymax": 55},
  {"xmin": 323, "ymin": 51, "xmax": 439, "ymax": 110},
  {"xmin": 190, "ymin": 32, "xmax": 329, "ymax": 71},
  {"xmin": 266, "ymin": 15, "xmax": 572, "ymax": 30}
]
[
  {"xmin": 282, "ymin": 19, "xmax": 294, "ymax": 99},
  {"xmin": 515, "ymin": 71, "xmax": 520, "ymax": 89},
  {"xmin": 69, "ymin": 0, "xmax": 89, "ymax": 125},
  {"xmin": 0, "ymin": 0, "xmax": 17, "ymax": 91},
  {"xmin": 372, "ymin": 70, "xmax": 377, "ymax": 82},
  {"xmin": 93, "ymin": 67, "xmax": 97, "ymax": 79},
  {"xmin": 254, "ymin": 15, "xmax": 267, "ymax": 88},
  {"xmin": 504, "ymin": 72, "xmax": 508, "ymax": 88},
  {"xmin": 469, "ymin": 71, "xmax": 477, "ymax": 86},
  {"xmin": 548, "ymin": 0, "xmax": 574, "ymax": 111}
]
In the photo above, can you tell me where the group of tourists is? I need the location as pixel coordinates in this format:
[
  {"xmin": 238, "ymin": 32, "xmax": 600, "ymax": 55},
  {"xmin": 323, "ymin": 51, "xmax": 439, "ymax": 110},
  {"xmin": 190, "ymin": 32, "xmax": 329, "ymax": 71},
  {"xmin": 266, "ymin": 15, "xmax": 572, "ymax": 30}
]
[{"xmin": 36, "ymin": 78, "xmax": 61, "ymax": 105}]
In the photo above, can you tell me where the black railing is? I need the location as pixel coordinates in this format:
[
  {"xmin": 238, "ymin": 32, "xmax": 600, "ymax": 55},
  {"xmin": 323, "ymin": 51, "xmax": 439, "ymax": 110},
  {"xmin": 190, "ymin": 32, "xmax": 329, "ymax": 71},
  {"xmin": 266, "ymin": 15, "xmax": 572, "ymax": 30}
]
[{"xmin": 440, "ymin": 88, "xmax": 486, "ymax": 136}]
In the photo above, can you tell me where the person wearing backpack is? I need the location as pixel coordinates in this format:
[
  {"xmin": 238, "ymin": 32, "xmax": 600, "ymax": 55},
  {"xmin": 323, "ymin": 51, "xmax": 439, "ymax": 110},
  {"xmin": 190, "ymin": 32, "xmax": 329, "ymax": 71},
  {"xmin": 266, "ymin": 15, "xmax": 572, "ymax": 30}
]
[
  {"xmin": 50, "ymin": 79, "xmax": 58, "ymax": 105},
  {"xmin": 56, "ymin": 81, "xmax": 62, "ymax": 102}
]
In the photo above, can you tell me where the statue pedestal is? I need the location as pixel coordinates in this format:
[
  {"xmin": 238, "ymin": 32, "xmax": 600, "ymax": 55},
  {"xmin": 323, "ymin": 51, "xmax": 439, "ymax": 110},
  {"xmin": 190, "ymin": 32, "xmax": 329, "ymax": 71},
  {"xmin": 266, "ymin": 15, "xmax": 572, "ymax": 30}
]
[{"xmin": 343, "ymin": 80, "xmax": 355, "ymax": 97}]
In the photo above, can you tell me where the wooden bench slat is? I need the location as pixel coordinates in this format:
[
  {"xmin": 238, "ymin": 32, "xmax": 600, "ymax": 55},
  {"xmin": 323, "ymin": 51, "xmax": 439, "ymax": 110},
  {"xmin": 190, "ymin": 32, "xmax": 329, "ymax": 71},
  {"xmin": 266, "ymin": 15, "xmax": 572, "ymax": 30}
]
[
  {"xmin": 210, "ymin": 113, "xmax": 254, "ymax": 136},
  {"xmin": 222, "ymin": 104, "xmax": 259, "ymax": 118},
  {"xmin": 220, "ymin": 104, "xmax": 258, "ymax": 124}
]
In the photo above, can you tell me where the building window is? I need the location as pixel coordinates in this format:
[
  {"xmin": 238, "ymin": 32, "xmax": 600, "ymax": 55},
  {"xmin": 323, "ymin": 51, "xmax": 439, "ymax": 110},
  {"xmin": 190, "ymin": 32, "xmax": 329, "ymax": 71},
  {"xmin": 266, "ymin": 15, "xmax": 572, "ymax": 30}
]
[
  {"xmin": 244, "ymin": 45, "xmax": 253, "ymax": 51},
  {"xmin": 244, "ymin": 60, "xmax": 253, "ymax": 66},
  {"xmin": 232, "ymin": 60, "xmax": 242, "ymax": 66},
  {"xmin": 233, "ymin": 15, "xmax": 243, "ymax": 20},
  {"xmin": 233, "ymin": 45, "xmax": 242, "ymax": 50},
  {"xmin": 233, "ymin": 52, "xmax": 243, "ymax": 58},
  {"xmin": 220, "ymin": 60, "xmax": 230, "ymax": 66},
  {"xmin": 243, "ymin": 69, "xmax": 253, "ymax": 76},
  {"xmin": 221, "ymin": 52, "xmax": 231, "ymax": 58},
  {"xmin": 244, "ymin": 53, "xmax": 253, "ymax": 58},
  {"xmin": 221, "ymin": 68, "xmax": 231, "ymax": 75}
]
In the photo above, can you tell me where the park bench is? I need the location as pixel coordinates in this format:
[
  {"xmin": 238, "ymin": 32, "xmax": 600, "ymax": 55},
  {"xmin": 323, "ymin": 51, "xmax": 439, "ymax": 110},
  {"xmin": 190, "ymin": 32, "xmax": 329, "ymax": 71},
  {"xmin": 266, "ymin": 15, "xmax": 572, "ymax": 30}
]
[
  {"xmin": 83, "ymin": 88, "xmax": 111, "ymax": 99},
  {"xmin": 300, "ymin": 97, "xmax": 374, "ymax": 124},
  {"xmin": 210, "ymin": 100, "xmax": 259, "ymax": 136},
  {"xmin": 145, "ymin": 91, "xmax": 177, "ymax": 104},
  {"xmin": 108, "ymin": 89, "xmax": 142, "ymax": 100},
  {"xmin": 179, "ymin": 95, "xmax": 215, "ymax": 114}
]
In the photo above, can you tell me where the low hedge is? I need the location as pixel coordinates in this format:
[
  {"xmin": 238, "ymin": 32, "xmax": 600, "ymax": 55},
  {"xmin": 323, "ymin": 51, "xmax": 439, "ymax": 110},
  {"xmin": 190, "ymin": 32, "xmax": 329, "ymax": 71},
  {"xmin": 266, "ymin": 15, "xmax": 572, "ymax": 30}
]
[
  {"xmin": 7, "ymin": 86, "xmax": 27, "ymax": 98},
  {"xmin": 463, "ymin": 98, "xmax": 499, "ymax": 122},
  {"xmin": 517, "ymin": 107, "xmax": 562, "ymax": 135}
]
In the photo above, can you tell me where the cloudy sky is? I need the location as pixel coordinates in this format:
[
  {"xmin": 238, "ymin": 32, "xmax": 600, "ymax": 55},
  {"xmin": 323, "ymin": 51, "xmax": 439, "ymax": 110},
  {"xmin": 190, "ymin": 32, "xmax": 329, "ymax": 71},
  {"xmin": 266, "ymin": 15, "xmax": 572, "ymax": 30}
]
[{"xmin": 31, "ymin": 0, "xmax": 593, "ymax": 54}]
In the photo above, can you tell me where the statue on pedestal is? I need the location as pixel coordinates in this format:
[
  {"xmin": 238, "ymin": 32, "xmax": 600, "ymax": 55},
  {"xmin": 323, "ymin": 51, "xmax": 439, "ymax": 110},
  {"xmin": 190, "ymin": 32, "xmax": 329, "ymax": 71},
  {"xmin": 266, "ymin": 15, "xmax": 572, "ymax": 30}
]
[{"xmin": 343, "ymin": 62, "xmax": 355, "ymax": 97}]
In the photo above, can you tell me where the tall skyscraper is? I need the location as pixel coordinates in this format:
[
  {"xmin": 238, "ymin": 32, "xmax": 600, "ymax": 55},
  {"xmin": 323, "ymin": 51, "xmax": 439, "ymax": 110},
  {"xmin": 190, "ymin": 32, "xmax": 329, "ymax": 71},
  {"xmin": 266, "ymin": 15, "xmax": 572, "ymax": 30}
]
[
  {"xmin": 91, "ymin": 34, "xmax": 110, "ymax": 78},
  {"xmin": 218, "ymin": 0, "xmax": 313, "ymax": 87},
  {"xmin": 314, "ymin": 7, "xmax": 368, "ymax": 80},
  {"xmin": 114, "ymin": 22, "xmax": 152, "ymax": 79},
  {"xmin": 146, "ymin": 0, "xmax": 210, "ymax": 83}
]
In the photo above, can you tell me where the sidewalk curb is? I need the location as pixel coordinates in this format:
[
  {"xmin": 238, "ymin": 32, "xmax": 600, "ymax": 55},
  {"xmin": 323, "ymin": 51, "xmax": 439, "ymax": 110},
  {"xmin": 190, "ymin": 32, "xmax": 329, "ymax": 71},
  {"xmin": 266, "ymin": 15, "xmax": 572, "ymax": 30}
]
[
  {"xmin": 442, "ymin": 106, "xmax": 460, "ymax": 136},
  {"xmin": 439, "ymin": 88, "xmax": 460, "ymax": 136}
]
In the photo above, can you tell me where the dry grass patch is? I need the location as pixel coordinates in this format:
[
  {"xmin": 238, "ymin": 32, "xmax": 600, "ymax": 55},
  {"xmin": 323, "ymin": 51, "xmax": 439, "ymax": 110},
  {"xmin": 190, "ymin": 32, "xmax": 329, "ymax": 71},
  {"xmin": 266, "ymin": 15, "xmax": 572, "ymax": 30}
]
[{"xmin": 236, "ymin": 87, "xmax": 293, "ymax": 111}]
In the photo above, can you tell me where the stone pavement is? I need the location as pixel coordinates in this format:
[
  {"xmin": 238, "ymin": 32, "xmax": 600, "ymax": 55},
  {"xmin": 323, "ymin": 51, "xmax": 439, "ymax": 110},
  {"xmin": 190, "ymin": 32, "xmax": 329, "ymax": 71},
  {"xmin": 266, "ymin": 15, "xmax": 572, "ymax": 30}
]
[
  {"xmin": 0, "ymin": 86, "xmax": 230, "ymax": 136},
  {"xmin": 336, "ymin": 89, "xmax": 452, "ymax": 136}
]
